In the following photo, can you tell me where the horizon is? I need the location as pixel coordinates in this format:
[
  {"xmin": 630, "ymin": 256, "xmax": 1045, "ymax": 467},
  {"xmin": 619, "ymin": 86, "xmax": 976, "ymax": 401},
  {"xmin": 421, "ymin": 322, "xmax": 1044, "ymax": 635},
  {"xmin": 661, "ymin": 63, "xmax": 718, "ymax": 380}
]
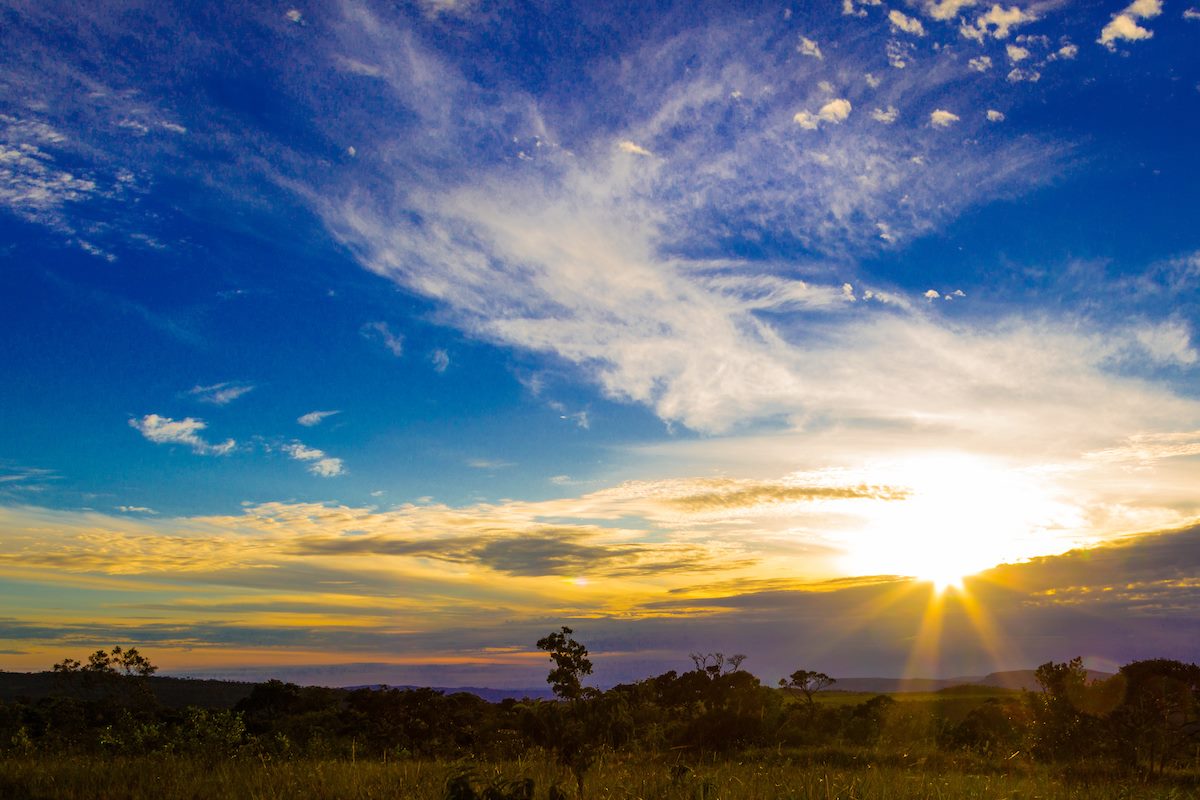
[{"xmin": 2, "ymin": 0, "xmax": 1200, "ymax": 686}]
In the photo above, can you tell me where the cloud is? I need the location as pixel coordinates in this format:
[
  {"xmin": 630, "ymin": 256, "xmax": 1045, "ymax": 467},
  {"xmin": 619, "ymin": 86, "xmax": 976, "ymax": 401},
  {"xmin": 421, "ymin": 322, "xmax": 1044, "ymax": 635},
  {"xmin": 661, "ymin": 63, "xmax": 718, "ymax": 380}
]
[
  {"xmin": 1185, "ymin": 7, "xmax": 1200, "ymax": 20},
  {"xmin": 129, "ymin": 414, "xmax": 235, "ymax": 456},
  {"xmin": 6, "ymin": 496, "xmax": 1200, "ymax": 682},
  {"xmin": 930, "ymin": 109, "xmax": 960, "ymax": 127},
  {"xmin": 1086, "ymin": 430, "xmax": 1200, "ymax": 466},
  {"xmin": 298, "ymin": 410, "xmax": 340, "ymax": 427},
  {"xmin": 188, "ymin": 382, "xmax": 255, "ymax": 406},
  {"xmin": 889, "ymin": 10, "xmax": 926, "ymax": 35},
  {"xmin": 618, "ymin": 140, "xmax": 652, "ymax": 157},
  {"xmin": 842, "ymin": 0, "xmax": 881, "ymax": 17},
  {"xmin": 960, "ymin": 4, "xmax": 1037, "ymax": 41},
  {"xmin": 285, "ymin": 9, "xmax": 303, "ymax": 23},
  {"xmin": 987, "ymin": 109, "xmax": 1006, "ymax": 122},
  {"xmin": 797, "ymin": 36, "xmax": 823, "ymax": 59},
  {"xmin": 968, "ymin": 55, "xmax": 993, "ymax": 71},
  {"xmin": 1007, "ymin": 67, "xmax": 1041, "ymax": 83},
  {"xmin": 886, "ymin": 39, "xmax": 914, "ymax": 68},
  {"xmin": 467, "ymin": 458, "xmax": 516, "ymax": 469},
  {"xmin": 819, "ymin": 98, "xmax": 852, "ymax": 123},
  {"xmin": 0, "ymin": 115, "xmax": 99, "ymax": 225},
  {"xmin": 1099, "ymin": 0, "xmax": 1163, "ymax": 50},
  {"xmin": 430, "ymin": 348, "xmax": 450, "ymax": 373},
  {"xmin": 283, "ymin": 442, "xmax": 346, "ymax": 477},
  {"xmin": 871, "ymin": 106, "xmax": 900, "ymax": 124},
  {"xmin": 361, "ymin": 321, "xmax": 404, "ymax": 356},
  {"xmin": 290, "ymin": 4, "xmax": 1082, "ymax": 436},
  {"xmin": 796, "ymin": 99, "xmax": 853, "ymax": 129},
  {"xmin": 925, "ymin": 0, "xmax": 977, "ymax": 20},
  {"xmin": 117, "ymin": 506, "xmax": 158, "ymax": 514},
  {"xmin": 1006, "ymin": 44, "xmax": 1030, "ymax": 62}
]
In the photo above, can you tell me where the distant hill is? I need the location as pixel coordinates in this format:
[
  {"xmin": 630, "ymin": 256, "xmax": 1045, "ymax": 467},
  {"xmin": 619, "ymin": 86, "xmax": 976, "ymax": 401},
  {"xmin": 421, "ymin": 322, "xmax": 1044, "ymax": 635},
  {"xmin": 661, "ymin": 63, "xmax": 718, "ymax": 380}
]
[
  {"xmin": 0, "ymin": 671, "xmax": 556, "ymax": 707},
  {"xmin": 827, "ymin": 669, "xmax": 1114, "ymax": 694},
  {"xmin": 343, "ymin": 684, "xmax": 556, "ymax": 702},
  {"xmin": 0, "ymin": 668, "xmax": 1116, "ymax": 708}
]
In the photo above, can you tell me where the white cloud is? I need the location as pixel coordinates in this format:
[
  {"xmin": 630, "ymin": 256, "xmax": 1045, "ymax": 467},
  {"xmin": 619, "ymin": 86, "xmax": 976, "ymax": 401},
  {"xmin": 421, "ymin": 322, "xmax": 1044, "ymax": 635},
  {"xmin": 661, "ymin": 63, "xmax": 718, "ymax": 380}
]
[
  {"xmin": 924, "ymin": 289, "xmax": 940, "ymax": 299},
  {"xmin": 925, "ymin": 0, "xmax": 977, "ymax": 20},
  {"xmin": 1006, "ymin": 44, "xmax": 1030, "ymax": 62},
  {"xmin": 298, "ymin": 410, "xmax": 340, "ymax": 427},
  {"xmin": 889, "ymin": 10, "xmax": 926, "ymax": 35},
  {"xmin": 284, "ymin": 442, "xmax": 346, "ymax": 477},
  {"xmin": 968, "ymin": 55, "xmax": 993, "ymax": 71},
  {"xmin": 819, "ymin": 98, "xmax": 852, "ymax": 123},
  {"xmin": 797, "ymin": 36, "xmax": 823, "ymax": 59},
  {"xmin": 1185, "ymin": 7, "xmax": 1200, "ymax": 20},
  {"xmin": 431, "ymin": 348, "xmax": 451, "ymax": 373},
  {"xmin": 129, "ymin": 414, "xmax": 236, "ymax": 456},
  {"xmin": 116, "ymin": 506, "xmax": 157, "ymax": 514},
  {"xmin": 794, "ymin": 99, "xmax": 851, "ymax": 130},
  {"xmin": 189, "ymin": 381, "xmax": 255, "ymax": 405},
  {"xmin": 930, "ymin": 109, "xmax": 960, "ymax": 127},
  {"xmin": 987, "ymin": 109, "xmax": 1006, "ymax": 122},
  {"xmin": 309, "ymin": 458, "xmax": 346, "ymax": 478},
  {"xmin": 285, "ymin": 9, "xmax": 303, "ymax": 23},
  {"xmin": 865, "ymin": 73, "xmax": 881, "ymax": 88},
  {"xmin": 793, "ymin": 111, "xmax": 820, "ymax": 130},
  {"xmin": 0, "ymin": 115, "xmax": 99, "ymax": 225},
  {"xmin": 306, "ymin": 10, "xmax": 1071, "ymax": 432},
  {"xmin": 1132, "ymin": 320, "xmax": 1198, "ymax": 366},
  {"xmin": 362, "ymin": 321, "xmax": 404, "ymax": 356},
  {"xmin": 871, "ymin": 106, "xmax": 900, "ymax": 123},
  {"xmin": 1007, "ymin": 67, "xmax": 1041, "ymax": 83},
  {"xmin": 618, "ymin": 140, "xmax": 652, "ymax": 156},
  {"xmin": 842, "ymin": 0, "xmax": 881, "ymax": 17},
  {"xmin": 1099, "ymin": 0, "xmax": 1162, "ymax": 50},
  {"xmin": 886, "ymin": 39, "xmax": 913, "ymax": 68},
  {"xmin": 1053, "ymin": 44, "xmax": 1079, "ymax": 59},
  {"xmin": 961, "ymin": 4, "xmax": 1037, "ymax": 41},
  {"xmin": 467, "ymin": 458, "xmax": 516, "ymax": 469}
]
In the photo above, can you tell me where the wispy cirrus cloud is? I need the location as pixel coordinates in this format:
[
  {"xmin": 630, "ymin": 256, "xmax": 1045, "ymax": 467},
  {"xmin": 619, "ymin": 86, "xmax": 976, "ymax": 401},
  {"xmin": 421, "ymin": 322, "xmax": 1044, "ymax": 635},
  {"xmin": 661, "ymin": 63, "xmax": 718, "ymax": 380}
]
[
  {"xmin": 129, "ymin": 414, "xmax": 235, "ymax": 456},
  {"xmin": 361, "ymin": 320, "xmax": 404, "ymax": 357},
  {"xmin": 188, "ymin": 381, "xmax": 255, "ymax": 405},
  {"xmin": 298, "ymin": 409, "xmax": 340, "ymax": 427}
]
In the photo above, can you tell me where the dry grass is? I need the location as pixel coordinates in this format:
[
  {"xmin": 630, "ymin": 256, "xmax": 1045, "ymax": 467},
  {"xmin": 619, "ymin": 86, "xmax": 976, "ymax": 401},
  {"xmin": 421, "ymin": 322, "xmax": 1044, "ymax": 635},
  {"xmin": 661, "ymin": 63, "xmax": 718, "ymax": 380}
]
[{"xmin": 1, "ymin": 752, "xmax": 1196, "ymax": 800}]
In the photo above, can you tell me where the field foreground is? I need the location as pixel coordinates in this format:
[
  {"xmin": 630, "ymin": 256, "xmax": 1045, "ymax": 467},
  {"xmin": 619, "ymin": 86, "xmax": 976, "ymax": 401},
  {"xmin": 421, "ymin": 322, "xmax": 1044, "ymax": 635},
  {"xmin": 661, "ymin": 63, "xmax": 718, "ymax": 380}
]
[{"xmin": 2, "ymin": 753, "xmax": 1197, "ymax": 800}]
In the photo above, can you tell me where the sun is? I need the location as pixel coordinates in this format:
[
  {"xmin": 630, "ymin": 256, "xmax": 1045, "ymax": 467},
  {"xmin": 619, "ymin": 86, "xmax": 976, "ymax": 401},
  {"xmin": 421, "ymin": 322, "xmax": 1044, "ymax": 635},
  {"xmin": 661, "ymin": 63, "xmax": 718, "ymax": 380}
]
[{"xmin": 839, "ymin": 454, "xmax": 1079, "ymax": 587}]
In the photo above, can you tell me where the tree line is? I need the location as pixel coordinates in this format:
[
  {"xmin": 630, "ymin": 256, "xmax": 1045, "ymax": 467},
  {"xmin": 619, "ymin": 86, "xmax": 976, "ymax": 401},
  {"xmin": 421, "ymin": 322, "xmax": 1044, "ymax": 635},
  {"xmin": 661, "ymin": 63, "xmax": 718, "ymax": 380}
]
[{"xmin": 1, "ymin": 632, "xmax": 1198, "ymax": 782}]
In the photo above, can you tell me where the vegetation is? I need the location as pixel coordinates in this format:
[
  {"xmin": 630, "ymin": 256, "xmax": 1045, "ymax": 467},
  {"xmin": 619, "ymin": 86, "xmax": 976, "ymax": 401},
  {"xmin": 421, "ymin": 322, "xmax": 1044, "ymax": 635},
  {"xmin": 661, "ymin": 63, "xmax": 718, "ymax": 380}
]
[{"xmin": 0, "ymin": 640, "xmax": 1197, "ymax": 798}]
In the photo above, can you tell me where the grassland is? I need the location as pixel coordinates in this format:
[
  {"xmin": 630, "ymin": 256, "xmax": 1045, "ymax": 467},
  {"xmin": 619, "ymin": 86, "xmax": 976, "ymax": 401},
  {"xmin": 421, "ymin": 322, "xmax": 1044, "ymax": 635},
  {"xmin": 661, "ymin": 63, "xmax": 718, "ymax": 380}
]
[{"xmin": 1, "ymin": 751, "xmax": 1197, "ymax": 800}]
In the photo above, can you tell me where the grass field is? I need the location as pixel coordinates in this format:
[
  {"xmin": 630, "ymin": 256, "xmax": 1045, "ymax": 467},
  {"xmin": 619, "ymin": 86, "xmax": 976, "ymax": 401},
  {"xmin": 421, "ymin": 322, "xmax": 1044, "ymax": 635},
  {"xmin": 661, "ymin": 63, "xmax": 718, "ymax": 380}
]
[{"xmin": 1, "ymin": 752, "xmax": 1196, "ymax": 800}]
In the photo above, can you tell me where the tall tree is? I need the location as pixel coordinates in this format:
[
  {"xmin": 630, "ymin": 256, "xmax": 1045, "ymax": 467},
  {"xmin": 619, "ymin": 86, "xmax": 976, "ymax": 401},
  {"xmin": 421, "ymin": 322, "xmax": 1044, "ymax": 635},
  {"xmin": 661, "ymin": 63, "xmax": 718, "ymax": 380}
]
[{"xmin": 536, "ymin": 626, "xmax": 593, "ymax": 702}]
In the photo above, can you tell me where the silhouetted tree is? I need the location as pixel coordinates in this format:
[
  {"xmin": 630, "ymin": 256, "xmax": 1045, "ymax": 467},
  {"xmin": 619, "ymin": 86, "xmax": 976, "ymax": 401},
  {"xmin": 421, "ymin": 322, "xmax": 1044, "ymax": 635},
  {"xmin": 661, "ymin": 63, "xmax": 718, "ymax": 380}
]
[
  {"xmin": 536, "ymin": 627, "xmax": 593, "ymax": 702},
  {"xmin": 1109, "ymin": 659, "xmax": 1200, "ymax": 773},
  {"xmin": 780, "ymin": 670, "xmax": 836, "ymax": 714}
]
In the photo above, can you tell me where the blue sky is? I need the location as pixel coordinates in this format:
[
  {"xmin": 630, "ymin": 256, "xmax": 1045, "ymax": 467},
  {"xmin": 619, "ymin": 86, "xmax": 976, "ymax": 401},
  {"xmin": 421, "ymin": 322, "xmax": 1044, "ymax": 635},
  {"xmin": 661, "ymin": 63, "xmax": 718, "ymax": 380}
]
[{"xmin": 2, "ymin": 0, "xmax": 1200, "ymax": 685}]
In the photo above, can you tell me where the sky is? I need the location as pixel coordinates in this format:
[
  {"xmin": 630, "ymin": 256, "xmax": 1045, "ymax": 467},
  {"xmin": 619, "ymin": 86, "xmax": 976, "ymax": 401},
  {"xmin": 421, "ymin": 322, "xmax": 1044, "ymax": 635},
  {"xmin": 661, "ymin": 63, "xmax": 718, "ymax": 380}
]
[{"xmin": 1, "ymin": 0, "xmax": 1199, "ymax": 688}]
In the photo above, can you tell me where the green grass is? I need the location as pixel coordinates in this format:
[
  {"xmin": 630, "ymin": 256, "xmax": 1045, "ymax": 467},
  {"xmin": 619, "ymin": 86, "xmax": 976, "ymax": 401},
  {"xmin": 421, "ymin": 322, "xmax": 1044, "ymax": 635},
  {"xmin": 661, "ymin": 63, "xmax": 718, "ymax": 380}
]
[{"xmin": 1, "ymin": 753, "xmax": 1195, "ymax": 800}]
